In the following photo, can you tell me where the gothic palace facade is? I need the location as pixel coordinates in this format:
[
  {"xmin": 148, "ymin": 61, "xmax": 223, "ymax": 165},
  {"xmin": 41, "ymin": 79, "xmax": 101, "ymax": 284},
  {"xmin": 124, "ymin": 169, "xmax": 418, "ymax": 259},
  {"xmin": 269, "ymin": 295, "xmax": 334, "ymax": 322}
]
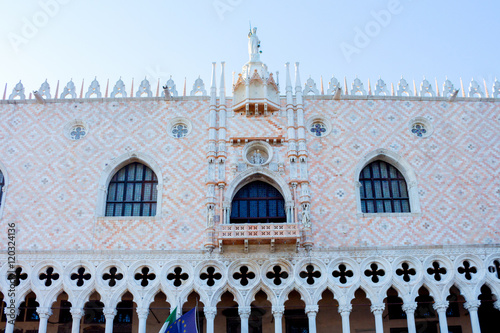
[{"xmin": 0, "ymin": 31, "xmax": 499, "ymax": 333}]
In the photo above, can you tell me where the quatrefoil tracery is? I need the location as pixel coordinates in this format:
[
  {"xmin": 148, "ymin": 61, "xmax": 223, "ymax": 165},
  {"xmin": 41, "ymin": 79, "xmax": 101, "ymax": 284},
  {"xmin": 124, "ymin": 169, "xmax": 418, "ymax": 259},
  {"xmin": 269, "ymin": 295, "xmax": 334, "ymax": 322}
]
[
  {"xmin": 364, "ymin": 263, "xmax": 385, "ymax": 283},
  {"xmin": 167, "ymin": 267, "xmax": 189, "ymax": 287},
  {"xmin": 488, "ymin": 260, "xmax": 500, "ymax": 279},
  {"xmin": 457, "ymin": 261, "xmax": 477, "ymax": 281},
  {"xmin": 71, "ymin": 267, "xmax": 91, "ymax": 287},
  {"xmin": 102, "ymin": 267, "xmax": 123, "ymax": 287},
  {"xmin": 427, "ymin": 261, "xmax": 447, "ymax": 281},
  {"xmin": 299, "ymin": 265, "xmax": 321, "ymax": 285},
  {"xmin": 39, "ymin": 267, "xmax": 59, "ymax": 287},
  {"xmin": 200, "ymin": 266, "xmax": 222, "ymax": 287},
  {"xmin": 134, "ymin": 267, "xmax": 156, "ymax": 287},
  {"xmin": 233, "ymin": 266, "xmax": 255, "ymax": 286},
  {"xmin": 266, "ymin": 265, "xmax": 289, "ymax": 285},
  {"xmin": 8, "ymin": 267, "xmax": 28, "ymax": 287},
  {"xmin": 332, "ymin": 264, "xmax": 353, "ymax": 284},
  {"xmin": 396, "ymin": 262, "xmax": 416, "ymax": 282}
]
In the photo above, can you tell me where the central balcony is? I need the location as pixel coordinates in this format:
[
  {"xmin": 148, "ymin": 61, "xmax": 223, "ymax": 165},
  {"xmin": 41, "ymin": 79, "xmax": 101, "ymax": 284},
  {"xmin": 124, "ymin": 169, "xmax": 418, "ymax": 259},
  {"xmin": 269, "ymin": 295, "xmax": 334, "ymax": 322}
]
[{"xmin": 217, "ymin": 223, "xmax": 301, "ymax": 252}]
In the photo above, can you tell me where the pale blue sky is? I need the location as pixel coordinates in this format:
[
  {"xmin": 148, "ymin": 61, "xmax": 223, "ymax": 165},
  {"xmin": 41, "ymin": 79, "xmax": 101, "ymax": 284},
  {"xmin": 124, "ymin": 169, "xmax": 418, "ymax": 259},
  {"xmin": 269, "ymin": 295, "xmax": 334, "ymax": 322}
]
[{"xmin": 1, "ymin": 0, "xmax": 499, "ymax": 96}]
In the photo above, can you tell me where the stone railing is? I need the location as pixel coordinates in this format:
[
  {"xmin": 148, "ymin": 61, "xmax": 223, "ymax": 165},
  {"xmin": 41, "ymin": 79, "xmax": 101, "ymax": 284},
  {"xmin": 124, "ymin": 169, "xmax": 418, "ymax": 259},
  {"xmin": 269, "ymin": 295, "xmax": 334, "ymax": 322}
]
[{"xmin": 217, "ymin": 223, "xmax": 301, "ymax": 251}]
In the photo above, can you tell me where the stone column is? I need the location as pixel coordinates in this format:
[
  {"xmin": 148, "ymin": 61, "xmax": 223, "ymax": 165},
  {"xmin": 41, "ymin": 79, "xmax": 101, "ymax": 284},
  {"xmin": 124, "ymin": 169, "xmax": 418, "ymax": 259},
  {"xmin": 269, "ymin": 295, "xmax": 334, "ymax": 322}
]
[
  {"xmin": 272, "ymin": 306, "xmax": 284, "ymax": 333},
  {"xmin": 402, "ymin": 302, "xmax": 417, "ymax": 333},
  {"xmin": 204, "ymin": 307, "xmax": 217, "ymax": 333},
  {"xmin": 103, "ymin": 308, "xmax": 117, "ymax": 333},
  {"xmin": 36, "ymin": 307, "xmax": 53, "ymax": 333},
  {"xmin": 305, "ymin": 305, "xmax": 318, "ymax": 333},
  {"xmin": 70, "ymin": 308, "xmax": 84, "ymax": 333},
  {"xmin": 433, "ymin": 301, "xmax": 449, "ymax": 333},
  {"xmin": 238, "ymin": 306, "xmax": 251, "ymax": 333},
  {"xmin": 4, "ymin": 307, "xmax": 19, "ymax": 333},
  {"xmin": 495, "ymin": 300, "xmax": 500, "ymax": 311},
  {"xmin": 136, "ymin": 307, "xmax": 149, "ymax": 333},
  {"xmin": 338, "ymin": 304, "xmax": 352, "ymax": 333},
  {"xmin": 464, "ymin": 301, "xmax": 481, "ymax": 333},
  {"xmin": 370, "ymin": 303, "xmax": 385, "ymax": 333}
]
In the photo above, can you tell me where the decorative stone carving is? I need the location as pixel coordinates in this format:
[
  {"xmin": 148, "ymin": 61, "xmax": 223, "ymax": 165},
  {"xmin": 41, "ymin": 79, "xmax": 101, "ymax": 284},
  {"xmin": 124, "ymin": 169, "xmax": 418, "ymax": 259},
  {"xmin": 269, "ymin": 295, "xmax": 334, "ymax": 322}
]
[
  {"xmin": 110, "ymin": 78, "xmax": 127, "ymax": 98},
  {"xmin": 301, "ymin": 203, "xmax": 311, "ymax": 228},
  {"xmin": 85, "ymin": 78, "xmax": 102, "ymax": 98},
  {"xmin": 492, "ymin": 79, "xmax": 500, "ymax": 98},
  {"xmin": 207, "ymin": 204, "xmax": 215, "ymax": 228},
  {"xmin": 136, "ymin": 78, "xmax": 152, "ymax": 97},
  {"xmin": 190, "ymin": 76, "xmax": 207, "ymax": 96},
  {"xmin": 374, "ymin": 78, "xmax": 389, "ymax": 96},
  {"xmin": 60, "ymin": 80, "xmax": 77, "ymax": 99},
  {"xmin": 397, "ymin": 77, "xmax": 412, "ymax": 96},
  {"xmin": 327, "ymin": 76, "xmax": 341, "ymax": 95},
  {"xmin": 37, "ymin": 80, "xmax": 51, "ymax": 99},
  {"xmin": 420, "ymin": 78, "xmax": 435, "ymax": 97},
  {"xmin": 8, "ymin": 81, "xmax": 25, "ymax": 100},
  {"xmin": 468, "ymin": 79, "xmax": 484, "ymax": 98},
  {"xmin": 442, "ymin": 78, "xmax": 455, "ymax": 97},
  {"xmin": 351, "ymin": 77, "xmax": 366, "ymax": 95},
  {"xmin": 248, "ymin": 27, "xmax": 261, "ymax": 62},
  {"xmin": 370, "ymin": 304, "xmax": 385, "ymax": 314},
  {"xmin": 161, "ymin": 76, "xmax": 178, "ymax": 97},
  {"xmin": 242, "ymin": 141, "xmax": 273, "ymax": 166},
  {"xmin": 303, "ymin": 77, "xmax": 319, "ymax": 95}
]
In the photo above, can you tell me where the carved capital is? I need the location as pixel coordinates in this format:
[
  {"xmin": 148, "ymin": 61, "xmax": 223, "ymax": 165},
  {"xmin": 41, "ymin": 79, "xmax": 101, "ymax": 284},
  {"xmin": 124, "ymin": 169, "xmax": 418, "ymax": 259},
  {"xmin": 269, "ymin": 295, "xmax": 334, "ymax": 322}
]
[
  {"xmin": 338, "ymin": 304, "xmax": 352, "ymax": 315},
  {"xmin": 70, "ymin": 308, "xmax": 84, "ymax": 319},
  {"xmin": 305, "ymin": 305, "xmax": 318, "ymax": 315},
  {"xmin": 204, "ymin": 307, "xmax": 217, "ymax": 319},
  {"xmin": 4, "ymin": 306, "xmax": 19, "ymax": 317},
  {"xmin": 432, "ymin": 301, "xmax": 449, "ymax": 313},
  {"xmin": 36, "ymin": 307, "xmax": 53, "ymax": 319},
  {"xmin": 401, "ymin": 302, "xmax": 417, "ymax": 313},
  {"xmin": 464, "ymin": 300, "xmax": 481, "ymax": 312},
  {"xmin": 136, "ymin": 307, "xmax": 149, "ymax": 319},
  {"xmin": 103, "ymin": 308, "xmax": 117, "ymax": 318},
  {"xmin": 238, "ymin": 306, "xmax": 251, "ymax": 318},
  {"xmin": 272, "ymin": 306, "xmax": 284, "ymax": 317},
  {"xmin": 370, "ymin": 303, "xmax": 385, "ymax": 315}
]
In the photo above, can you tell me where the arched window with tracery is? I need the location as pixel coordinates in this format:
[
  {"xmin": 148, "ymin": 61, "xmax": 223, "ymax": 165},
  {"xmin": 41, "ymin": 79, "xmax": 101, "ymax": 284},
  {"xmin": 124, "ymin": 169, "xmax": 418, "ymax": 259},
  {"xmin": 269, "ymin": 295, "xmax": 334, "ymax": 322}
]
[
  {"xmin": 359, "ymin": 160, "xmax": 410, "ymax": 213},
  {"xmin": 105, "ymin": 162, "xmax": 158, "ymax": 217},
  {"xmin": 230, "ymin": 181, "xmax": 286, "ymax": 223}
]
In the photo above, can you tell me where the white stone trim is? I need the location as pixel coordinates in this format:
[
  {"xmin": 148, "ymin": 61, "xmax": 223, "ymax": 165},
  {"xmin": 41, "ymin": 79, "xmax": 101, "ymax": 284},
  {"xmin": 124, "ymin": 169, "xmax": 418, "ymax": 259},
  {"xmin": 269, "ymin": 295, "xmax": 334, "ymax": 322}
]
[
  {"xmin": 95, "ymin": 151, "xmax": 164, "ymax": 217},
  {"xmin": 354, "ymin": 149, "xmax": 421, "ymax": 217},
  {"xmin": 0, "ymin": 245, "xmax": 497, "ymax": 314},
  {"xmin": 223, "ymin": 167, "xmax": 294, "ymax": 223}
]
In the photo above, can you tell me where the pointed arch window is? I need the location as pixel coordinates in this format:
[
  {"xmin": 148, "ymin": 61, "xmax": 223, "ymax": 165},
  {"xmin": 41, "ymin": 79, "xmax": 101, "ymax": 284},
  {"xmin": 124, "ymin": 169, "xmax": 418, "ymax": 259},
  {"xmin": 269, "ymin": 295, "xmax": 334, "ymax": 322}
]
[
  {"xmin": 359, "ymin": 160, "xmax": 410, "ymax": 213},
  {"xmin": 230, "ymin": 181, "xmax": 286, "ymax": 223},
  {"xmin": 105, "ymin": 162, "xmax": 158, "ymax": 217}
]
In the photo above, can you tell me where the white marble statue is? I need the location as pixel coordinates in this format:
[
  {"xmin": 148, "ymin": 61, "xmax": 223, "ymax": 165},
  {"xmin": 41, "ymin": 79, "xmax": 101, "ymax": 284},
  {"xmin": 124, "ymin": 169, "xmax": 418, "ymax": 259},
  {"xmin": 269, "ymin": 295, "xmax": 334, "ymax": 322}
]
[
  {"xmin": 248, "ymin": 27, "xmax": 261, "ymax": 61},
  {"xmin": 251, "ymin": 149, "xmax": 265, "ymax": 164},
  {"xmin": 302, "ymin": 203, "xmax": 311, "ymax": 228},
  {"xmin": 207, "ymin": 205, "xmax": 215, "ymax": 228}
]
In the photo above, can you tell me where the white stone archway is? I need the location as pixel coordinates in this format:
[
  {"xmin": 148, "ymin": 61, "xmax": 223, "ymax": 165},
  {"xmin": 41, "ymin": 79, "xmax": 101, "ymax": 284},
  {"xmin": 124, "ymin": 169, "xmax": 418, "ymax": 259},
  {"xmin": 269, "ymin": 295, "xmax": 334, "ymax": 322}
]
[{"xmin": 222, "ymin": 167, "xmax": 294, "ymax": 224}]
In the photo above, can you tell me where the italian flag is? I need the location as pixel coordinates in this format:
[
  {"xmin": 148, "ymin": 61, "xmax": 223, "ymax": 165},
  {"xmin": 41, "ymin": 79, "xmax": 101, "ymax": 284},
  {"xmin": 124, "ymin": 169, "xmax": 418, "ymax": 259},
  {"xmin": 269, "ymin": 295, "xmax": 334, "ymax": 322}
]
[{"xmin": 158, "ymin": 307, "xmax": 177, "ymax": 333}]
